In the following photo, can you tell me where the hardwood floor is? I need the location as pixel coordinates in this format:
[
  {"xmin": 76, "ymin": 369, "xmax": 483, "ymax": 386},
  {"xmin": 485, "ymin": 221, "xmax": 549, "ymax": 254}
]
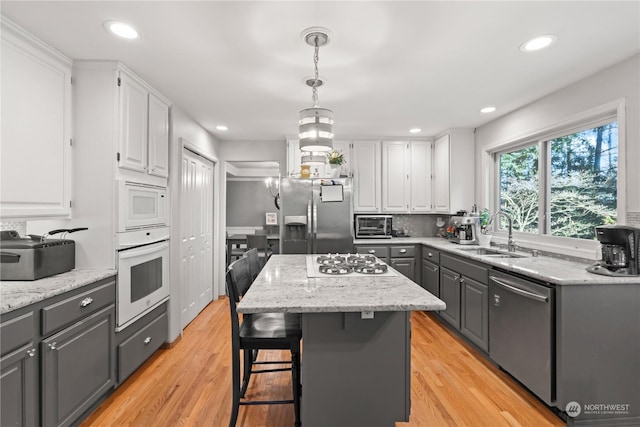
[{"xmin": 81, "ymin": 298, "xmax": 565, "ymax": 427}]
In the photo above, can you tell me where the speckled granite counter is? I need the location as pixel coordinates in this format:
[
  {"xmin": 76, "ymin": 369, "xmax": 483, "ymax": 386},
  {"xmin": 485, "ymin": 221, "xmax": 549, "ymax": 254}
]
[
  {"xmin": 237, "ymin": 255, "xmax": 445, "ymax": 314},
  {"xmin": 355, "ymin": 237, "xmax": 640, "ymax": 285},
  {"xmin": 1, "ymin": 269, "xmax": 116, "ymax": 314}
]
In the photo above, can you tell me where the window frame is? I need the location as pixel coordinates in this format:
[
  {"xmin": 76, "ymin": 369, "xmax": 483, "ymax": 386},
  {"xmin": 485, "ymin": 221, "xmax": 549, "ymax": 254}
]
[{"xmin": 485, "ymin": 99, "xmax": 626, "ymax": 258}]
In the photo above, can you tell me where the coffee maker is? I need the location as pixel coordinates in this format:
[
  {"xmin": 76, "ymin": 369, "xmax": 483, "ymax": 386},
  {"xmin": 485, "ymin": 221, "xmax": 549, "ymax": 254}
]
[
  {"xmin": 587, "ymin": 225, "xmax": 640, "ymax": 276},
  {"xmin": 448, "ymin": 215, "xmax": 480, "ymax": 245}
]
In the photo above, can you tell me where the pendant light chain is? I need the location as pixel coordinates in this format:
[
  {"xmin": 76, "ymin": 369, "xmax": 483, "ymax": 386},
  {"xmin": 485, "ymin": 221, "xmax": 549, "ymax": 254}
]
[{"xmin": 312, "ymin": 36, "xmax": 320, "ymax": 108}]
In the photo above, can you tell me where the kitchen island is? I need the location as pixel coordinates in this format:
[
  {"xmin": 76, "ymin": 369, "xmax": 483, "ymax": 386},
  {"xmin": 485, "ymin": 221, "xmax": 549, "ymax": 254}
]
[{"xmin": 237, "ymin": 254, "xmax": 445, "ymax": 427}]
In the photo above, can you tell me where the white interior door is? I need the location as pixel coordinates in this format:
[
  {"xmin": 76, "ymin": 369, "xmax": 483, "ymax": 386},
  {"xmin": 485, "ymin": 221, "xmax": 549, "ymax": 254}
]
[{"xmin": 181, "ymin": 148, "xmax": 214, "ymax": 328}]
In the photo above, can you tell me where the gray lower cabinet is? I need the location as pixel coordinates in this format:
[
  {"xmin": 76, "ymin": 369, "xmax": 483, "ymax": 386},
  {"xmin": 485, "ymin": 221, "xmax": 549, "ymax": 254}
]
[
  {"xmin": 355, "ymin": 245, "xmax": 389, "ymax": 263},
  {"xmin": 0, "ymin": 276, "xmax": 116, "ymax": 427},
  {"xmin": 41, "ymin": 305, "xmax": 114, "ymax": 427},
  {"xmin": 440, "ymin": 253, "xmax": 489, "ymax": 352},
  {"xmin": 389, "ymin": 245, "xmax": 416, "ymax": 281},
  {"xmin": 421, "ymin": 247, "xmax": 440, "ymax": 296},
  {"xmin": 355, "ymin": 244, "xmax": 418, "ymax": 281},
  {"xmin": 1, "ymin": 312, "xmax": 37, "ymax": 427},
  {"xmin": 439, "ymin": 267, "xmax": 461, "ymax": 328},
  {"xmin": 115, "ymin": 303, "xmax": 168, "ymax": 384},
  {"xmin": 459, "ymin": 276, "xmax": 488, "ymax": 351}
]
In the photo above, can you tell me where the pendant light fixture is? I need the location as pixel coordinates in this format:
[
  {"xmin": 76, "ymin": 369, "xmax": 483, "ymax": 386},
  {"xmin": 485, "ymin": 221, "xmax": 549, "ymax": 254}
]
[
  {"xmin": 299, "ymin": 28, "xmax": 333, "ymax": 153},
  {"xmin": 301, "ymin": 152, "xmax": 326, "ymax": 165}
]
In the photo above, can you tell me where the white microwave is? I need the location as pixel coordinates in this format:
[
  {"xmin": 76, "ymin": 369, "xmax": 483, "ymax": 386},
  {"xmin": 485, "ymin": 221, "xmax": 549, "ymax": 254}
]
[{"xmin": 118, "ymin": 181, "xmax": 168, "ymax": 232}]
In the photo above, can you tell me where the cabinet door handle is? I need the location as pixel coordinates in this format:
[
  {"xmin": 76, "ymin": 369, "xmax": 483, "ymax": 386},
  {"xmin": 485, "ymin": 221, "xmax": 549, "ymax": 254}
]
[
  {"xmin": 460, "ymin": 277, "xmax": 465, "ymax": 284},
  {"xmin": 48, "ymin": 342, "xmax": 57, "ymax": 350},
  {"xmin": 80, "ymin": 297, "xmax": 93, "ymax": 307},
  {"xmin": 27, "ymin": 349, "xmax": 36, "ymax": 357},
  {"xmin": 143, "ymin": 337, "xmax": 152, "ymax": 345}
]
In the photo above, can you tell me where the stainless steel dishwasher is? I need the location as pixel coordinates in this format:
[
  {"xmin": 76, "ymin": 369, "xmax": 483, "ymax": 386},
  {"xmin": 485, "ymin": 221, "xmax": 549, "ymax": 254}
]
[{"xmin": 489, "ymin": 270, "xmax": 554, "ymax": 405}]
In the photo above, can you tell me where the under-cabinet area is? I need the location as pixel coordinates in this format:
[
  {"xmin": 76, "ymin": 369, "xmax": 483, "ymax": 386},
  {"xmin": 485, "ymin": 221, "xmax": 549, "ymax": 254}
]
[{"xmin": 0, "ymin": 272, "xmax": 168, "ymax": 427}]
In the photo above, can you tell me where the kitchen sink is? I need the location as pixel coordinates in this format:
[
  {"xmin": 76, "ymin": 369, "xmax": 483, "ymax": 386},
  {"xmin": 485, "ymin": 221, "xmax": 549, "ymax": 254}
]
[{"xmin": 458, "ymin": 247, "xmax": 528, "ymax": 258}]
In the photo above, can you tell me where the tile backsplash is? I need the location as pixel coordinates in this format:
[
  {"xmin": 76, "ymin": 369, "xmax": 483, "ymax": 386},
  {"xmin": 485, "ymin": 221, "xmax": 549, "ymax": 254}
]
[
  {"xmin": 392, "ymin": 214, "xmax": 449, "ymax": 237},
  {"xmin": 628, "ymin": 212, "xmax": 640, "ymax": 226},
  {"xmin": 0, "ymin": 220, "xmax": 27, "ymax": 236}
]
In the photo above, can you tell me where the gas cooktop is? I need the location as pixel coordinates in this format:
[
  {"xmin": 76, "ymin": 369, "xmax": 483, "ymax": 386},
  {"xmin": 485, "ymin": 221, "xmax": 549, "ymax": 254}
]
[{"xmin": 306, "ymin": 254, "xmax": 397, "ymax": 278}]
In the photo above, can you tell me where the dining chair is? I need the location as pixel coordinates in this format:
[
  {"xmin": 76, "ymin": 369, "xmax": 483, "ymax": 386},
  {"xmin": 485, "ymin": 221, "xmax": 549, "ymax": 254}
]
[
  {"xmin": 226, "ymin": 257, "xmax": 302, "ymax": 427},
  {"xmin": 243, "ymin": 248, "xmax": 262, "ymax": 282},
  {"xmin": 226, "ymin": 231, "xmax": 247, "ymax": 264},
  {"xmin": 246, "ymin": 234, "xmax": 272, "ymax": 266}
]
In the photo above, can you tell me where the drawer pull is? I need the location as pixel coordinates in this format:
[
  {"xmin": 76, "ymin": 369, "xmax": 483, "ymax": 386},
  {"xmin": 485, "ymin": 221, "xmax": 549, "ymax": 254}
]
[
  {"xmin": 80, "ymin": 297, "xmax": 94, "ymax": 307},
  {"xmin": 48, "ymin": 342, "xmax": 57, "ymax": 350},
  {"xmin": 399, "ymin": 249, "xmax": 407, "ymax": 254},
  {"xmin": 27, "ymin": 349, "xmax": 36, "ymax": 357},
  {"xmin": 368, "ymin": 250, "xmax": 375, "ymax": 254},
  {"xmin": 428, "ymin": 252, "xmax": 433, "ymax": 257},
  {"xmin": 143, "ymin": 337, "xmax": 152, "ymax": 345}
]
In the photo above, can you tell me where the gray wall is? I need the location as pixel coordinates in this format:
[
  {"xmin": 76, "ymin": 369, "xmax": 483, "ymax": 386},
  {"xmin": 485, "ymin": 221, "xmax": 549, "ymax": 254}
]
[
  {"xmin": 226, "ymin": 180, "xmax": 278, "ymax": 227},
  {"xmin": 475, "ymin": 53, "xmax": 640, "ymax": 216}
]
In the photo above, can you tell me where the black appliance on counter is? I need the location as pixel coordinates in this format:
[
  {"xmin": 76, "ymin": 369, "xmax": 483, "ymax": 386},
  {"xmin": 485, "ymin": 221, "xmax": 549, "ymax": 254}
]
[
  {"xmin": 0, "ymin": 228, "xmax": 87, "ymax": 281},
  {"xmin": 587, "ymin": 225, "xmax": 640, "ymax": 276}
]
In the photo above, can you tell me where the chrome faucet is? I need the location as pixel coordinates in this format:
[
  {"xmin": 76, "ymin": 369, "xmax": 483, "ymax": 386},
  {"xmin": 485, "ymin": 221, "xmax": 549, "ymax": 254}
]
[{"xmin": 491, "ymin": 211, "xmax": 517, "ymax": 252}]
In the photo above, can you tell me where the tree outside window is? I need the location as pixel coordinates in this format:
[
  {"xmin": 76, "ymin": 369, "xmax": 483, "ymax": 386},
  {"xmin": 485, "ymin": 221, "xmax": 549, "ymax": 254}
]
[{"xmin": 497, "ymin": 122, "xmax": 618, "ymax": 241}]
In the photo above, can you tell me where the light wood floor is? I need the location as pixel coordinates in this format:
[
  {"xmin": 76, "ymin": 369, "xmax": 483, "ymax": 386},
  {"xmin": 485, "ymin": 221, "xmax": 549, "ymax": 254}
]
[{"xmin": 81, "ymin": 298, "xmax": 565, "ymax": 427}]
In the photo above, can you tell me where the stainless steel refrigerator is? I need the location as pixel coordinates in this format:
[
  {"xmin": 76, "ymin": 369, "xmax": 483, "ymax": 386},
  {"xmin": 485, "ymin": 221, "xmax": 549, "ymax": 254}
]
[{"xmin": 280, "ymin": 178, "xmax": 353, "ymax": 254}]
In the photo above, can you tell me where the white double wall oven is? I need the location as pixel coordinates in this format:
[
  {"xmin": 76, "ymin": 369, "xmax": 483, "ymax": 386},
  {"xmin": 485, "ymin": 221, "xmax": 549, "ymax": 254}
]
[{"xmin": 116, "ymin": 181, "xmax": 170, "ymax": 331}]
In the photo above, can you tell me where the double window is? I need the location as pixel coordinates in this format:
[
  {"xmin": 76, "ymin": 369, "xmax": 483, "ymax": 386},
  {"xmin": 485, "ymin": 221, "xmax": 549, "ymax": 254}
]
[{"xmin": 495, "ymin": 118, "xmax": 618, "ymax": 241}]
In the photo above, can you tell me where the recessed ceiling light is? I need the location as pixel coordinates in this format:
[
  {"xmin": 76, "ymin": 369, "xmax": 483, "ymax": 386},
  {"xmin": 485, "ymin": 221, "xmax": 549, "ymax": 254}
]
[
  {"xmin": 480, "ymin": 106, "xmax": 496, "ymax": 114},
  {"xmin": 216, "ymin": 125, "xmax": 229, "ymax": 131},
  {"xmin": 520, "ymin": 35, "xmax": 557, "ymax": 53},
  {"xmin": 409, "ymin": 128, "xmax": 422, "ymax": 134},
  {"xmin": 104, "ymin": 21, "xmax": 139, "ymax": 39}
]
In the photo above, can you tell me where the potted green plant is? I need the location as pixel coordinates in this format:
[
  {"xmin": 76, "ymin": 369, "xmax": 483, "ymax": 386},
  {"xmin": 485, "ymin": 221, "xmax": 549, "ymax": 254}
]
[{"xmin": 327, "ymin": 149, "xmax": 345, "ymax": 177}]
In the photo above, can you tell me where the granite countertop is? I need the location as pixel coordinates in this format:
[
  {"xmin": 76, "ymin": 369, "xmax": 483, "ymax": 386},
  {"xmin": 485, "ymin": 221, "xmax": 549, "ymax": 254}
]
[
  {"xmin": 355, "ymin": 237, "xmax": 640, "ymax": 285},
  {"xmin": 1, "ymin": 269, "xmax": 117, "ymax": 315},
  {"xmin": 237, "ymin": 255, "xmax": 446, "ymax": 314}
]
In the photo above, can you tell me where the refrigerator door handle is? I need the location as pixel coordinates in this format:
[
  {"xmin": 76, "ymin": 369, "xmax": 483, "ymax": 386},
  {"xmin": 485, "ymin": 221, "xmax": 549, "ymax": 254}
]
[
  {"xmin": 307, "ymin": 199, "xmax": 313, "ymax": 254},
  {"xmin": 313, "ymin": 199, "xmax": 318, "ymax": 253}
]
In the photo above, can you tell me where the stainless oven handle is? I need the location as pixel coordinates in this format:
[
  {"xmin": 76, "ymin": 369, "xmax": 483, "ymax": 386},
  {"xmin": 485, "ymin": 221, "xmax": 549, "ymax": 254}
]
[
  {"xmin": 119, "ymin": 241, "xmax": 169, "ymax": 259},
  {"xmin": 490, "ymin": 276, "xmax": 549, "ymax": 303}
]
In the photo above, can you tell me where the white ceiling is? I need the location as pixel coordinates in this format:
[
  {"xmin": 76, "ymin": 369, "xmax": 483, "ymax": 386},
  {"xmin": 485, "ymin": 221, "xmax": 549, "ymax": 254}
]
[{"xmin": 2, "ymin": 1, "xmax": 639, "ymax": 142}]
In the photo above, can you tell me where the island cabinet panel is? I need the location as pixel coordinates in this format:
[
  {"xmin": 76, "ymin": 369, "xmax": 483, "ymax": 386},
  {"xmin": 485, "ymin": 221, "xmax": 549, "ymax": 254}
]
[
  {"xmin": 301, "ymin": 311, "xmax": 410, "ymax": 427},
  {"xmin": 41, "ymin": 305, "xmax": 115, "ymax": 427},
  {"xmin": 1, "ymin": 311, "xmax": 37, "ymax": 427}
]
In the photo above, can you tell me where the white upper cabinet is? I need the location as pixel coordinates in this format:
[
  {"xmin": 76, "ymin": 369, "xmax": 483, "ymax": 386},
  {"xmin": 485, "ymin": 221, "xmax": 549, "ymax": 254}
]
[
  {"xmin": 433, "ymin": 130, "xmax": 475, "ymax": 214},
  {"xmin": 352, "ymin": 140, "xmax": 381, "ymax": 213},
  {"xmin": 409, "ymin": 140, "xmax": 433, "ymax": 212},
  {"xmin": 331, "ymin": 140, "xmax": 352, "ymax": 177},
  {"xmin": 118, "ymin": 69, "xmax": 170, "ymax": 179},
  {"xmin": 147, "ymin": 93, "xmax": 170, "ymax": 178},
  {"xmin": 118, "ymin": 72, "xmax": 148, "ymax": 173},
  {"xmin": 74, "ymin": 61, "xmax": 171, "ymax": 187},
  {"xmin": 433, "ymin": 134, "xmax": 451, "ymax": 212},
  {"xmin": 0, "ymin": 18, "xmax": 72, "ymax": 219},
  {"xmin": 286, "ymin": 139, "xmax": 351, "ymax": 178},
  {"xmin": 382, "ymin": 140, "xmax": 432, "ymax": 213},
  {"xmin": 382, "ymin": 141, "xmax": 411, "ymax": 212}
]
